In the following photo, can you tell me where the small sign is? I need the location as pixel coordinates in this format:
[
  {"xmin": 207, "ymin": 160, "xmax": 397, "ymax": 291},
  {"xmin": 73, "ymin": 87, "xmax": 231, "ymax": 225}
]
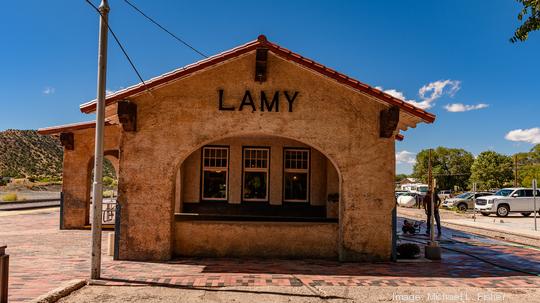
[
  {"xmin": 533, "ymin": 179, "xmax": 537, "ymax": 192},
  {"xmin": 472, "ymin": 182, "xmax": 477, "ymax": 192}
]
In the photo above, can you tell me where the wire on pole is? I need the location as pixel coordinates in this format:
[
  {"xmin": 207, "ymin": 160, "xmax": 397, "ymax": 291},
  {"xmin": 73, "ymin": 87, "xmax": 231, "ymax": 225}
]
[
  {"xmin": 123, "ymin": 0, "xmax": 208, "ymax": 58},
  {"xmin": 85, "ymin": 0, "xmax": 151, "ymax": 93}
]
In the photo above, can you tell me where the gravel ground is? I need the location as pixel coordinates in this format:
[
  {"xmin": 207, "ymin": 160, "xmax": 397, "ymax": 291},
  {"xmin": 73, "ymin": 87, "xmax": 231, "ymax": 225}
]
[{"xmin": 57, "ymin": 285, "xmax": 540, "ymax": 303}]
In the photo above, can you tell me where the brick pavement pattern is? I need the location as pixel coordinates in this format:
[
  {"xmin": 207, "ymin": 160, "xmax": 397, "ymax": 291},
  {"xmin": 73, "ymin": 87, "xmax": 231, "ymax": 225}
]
[{"xmin": 1, "ymin": 209, "xmax": 540, "ymax": 302}]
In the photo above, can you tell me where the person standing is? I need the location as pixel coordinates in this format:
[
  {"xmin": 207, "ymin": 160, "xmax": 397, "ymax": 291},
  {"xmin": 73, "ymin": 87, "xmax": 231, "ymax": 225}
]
[{"xmin": 423, "ymin": 190, "xmax": 442, "ymax": 237}]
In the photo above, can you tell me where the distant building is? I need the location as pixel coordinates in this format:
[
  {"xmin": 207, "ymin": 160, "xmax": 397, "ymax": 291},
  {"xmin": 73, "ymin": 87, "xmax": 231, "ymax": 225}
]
[
  {"xmin": 38, "ymin": 35, "xmax": 434, "ymax": 262},
  {"xmin": 398, "ymin": 178, "xmax": 419, "ymax": 186}
]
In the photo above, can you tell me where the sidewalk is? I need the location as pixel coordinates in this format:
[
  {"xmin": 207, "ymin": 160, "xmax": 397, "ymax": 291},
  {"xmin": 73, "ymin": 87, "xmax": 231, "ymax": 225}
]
[
  {"xmin": 398, "ymin": 207, "xmax": 540, "ymax": 243},
  {"xmin": 444, "ymin": 218, "xmax": 540, "ymax": 240},
  {"xmin": 3, "ymin": 208, "xmax": 540, "ymax": 302}
]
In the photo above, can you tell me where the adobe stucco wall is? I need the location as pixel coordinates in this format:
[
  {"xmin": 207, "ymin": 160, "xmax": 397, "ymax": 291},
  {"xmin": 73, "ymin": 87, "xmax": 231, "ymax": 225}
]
[
  {"xmin": 175, "ymin": 220, "xmax": 339, "ymax": 258},
  {"xmin": 177, "ymin": 135, "xmax": 331, "ymax": 206},
  {"xmin": 61, "ymin": 125, "xmax": 121, "ymax": 228},
  {"xmin": 116, "ymin": 50, "xmax": 395, "ymax": 261}
]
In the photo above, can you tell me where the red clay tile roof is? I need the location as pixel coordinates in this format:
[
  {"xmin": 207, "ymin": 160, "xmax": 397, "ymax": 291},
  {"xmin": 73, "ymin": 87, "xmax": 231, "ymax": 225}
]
[
  {"xmin": 37, "ymin": 120, "xmax": 113, "ymax": 135},
  {"xmin": 80, "ymin": 35, "xmax": 435, "ymax": 123}
]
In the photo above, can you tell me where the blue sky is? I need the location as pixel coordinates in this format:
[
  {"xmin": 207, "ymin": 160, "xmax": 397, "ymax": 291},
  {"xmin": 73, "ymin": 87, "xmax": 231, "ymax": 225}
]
[{"xmin": 1, "ymin": 1, "xmax": 539, "ymax": 174}]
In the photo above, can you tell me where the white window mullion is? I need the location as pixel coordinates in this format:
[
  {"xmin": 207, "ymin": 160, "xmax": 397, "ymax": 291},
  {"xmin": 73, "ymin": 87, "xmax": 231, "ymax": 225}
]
[
  {"xmin": 284, "ymin": 149, "xmax": 310, "ymax": 202},
  {"xmin": 243, "ymin": 147, "xmax": 269, "ymax": 202},
  {"xmin": 202, "ymin": 147, "xmax": 229, "ymax": 201}
]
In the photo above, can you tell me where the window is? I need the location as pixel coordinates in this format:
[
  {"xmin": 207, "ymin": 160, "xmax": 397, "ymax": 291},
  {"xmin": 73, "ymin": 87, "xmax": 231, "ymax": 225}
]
[
  {"xmin": 283, "ymin": 149, "xmax": 310, "ymax": 202},
  {"xmin": 515, "ymin": 190, "xmax": 527, "ymax": 197},
  {"xmin": 524, "ymin": 190, "xmax": 540, "ymax": 197},
  {"xmin": 243, "ymin": 148, "xmax": 270, "ymax": 201},
  {"xmin": 202, "ymin": 146, "xmax": 228, "ymax": 200}
]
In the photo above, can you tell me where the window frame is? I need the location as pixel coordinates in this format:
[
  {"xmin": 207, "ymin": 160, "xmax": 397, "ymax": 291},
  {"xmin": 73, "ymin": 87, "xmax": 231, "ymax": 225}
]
[
  {"xmin": 241, "ymin": 146, "xmax": 271, "ymax": 202},
  {"xmin": 200, "ymin": 145, "xmax": 230, "ymax": 201},
  {"xmin": 282, "ymin": 147, "xmax": 311, "ymax": 203}
]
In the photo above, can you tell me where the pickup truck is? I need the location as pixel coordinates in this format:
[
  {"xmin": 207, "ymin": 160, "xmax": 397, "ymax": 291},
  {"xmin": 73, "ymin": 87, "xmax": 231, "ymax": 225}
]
[{"xmin": 475, "ymin": 187, "xmax": 540, "ymax": 217}]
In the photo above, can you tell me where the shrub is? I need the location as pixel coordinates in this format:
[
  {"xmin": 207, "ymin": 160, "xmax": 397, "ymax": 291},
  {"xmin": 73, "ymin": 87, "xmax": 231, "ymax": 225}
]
[
  {"xmin": 103, "ymin": 190, "xmax": 115, "ymax": 198},
  {"xmin": 1, "ymin": 193, "xmax": 18, "ymax": 202},
  {"xmin": 397, "ymin": 243, "xmax": 421, "ymax": 259},
  {"xmin": 38, "ymin": 177, "xmax": 51, "ymax": 183},
  {"xmin": 103, "ymin": 176, "xmax": 114, "ymax": 187}
]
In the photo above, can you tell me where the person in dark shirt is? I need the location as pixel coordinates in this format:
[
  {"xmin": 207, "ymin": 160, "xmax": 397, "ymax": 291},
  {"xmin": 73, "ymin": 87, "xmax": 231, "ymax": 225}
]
[{"xmin": 423, "ymin": 189, "xmax": 442, "ymax": 237}]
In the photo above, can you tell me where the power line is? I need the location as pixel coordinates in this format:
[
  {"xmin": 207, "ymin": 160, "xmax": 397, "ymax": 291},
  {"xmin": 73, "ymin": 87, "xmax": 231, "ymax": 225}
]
[
  {"xmin": 84, "ymin": 0, "xmax": 150, "ymax": 93},
  {"xmin": 122, "ymin": 0, "xmax": 208, "ymax": 58}
]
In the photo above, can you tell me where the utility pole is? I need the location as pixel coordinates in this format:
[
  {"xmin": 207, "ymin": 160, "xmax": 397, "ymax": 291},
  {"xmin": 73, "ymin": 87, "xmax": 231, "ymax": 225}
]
[
  {"xmin": 425, "ymin": 149, "xmax": 441, "ymax": 260},
  {"xmin": 90, "ymin": 0, "xmax": 109, "ymax": 280},
  {"xmin": 428, "ymin": 149, "xmax": 434, "ymax": 242}
]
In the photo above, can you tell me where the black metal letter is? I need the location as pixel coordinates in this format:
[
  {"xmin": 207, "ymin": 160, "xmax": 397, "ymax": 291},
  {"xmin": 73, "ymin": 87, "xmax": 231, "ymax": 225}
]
[
  {"xmin": 218, "ymin": 89, "xmax": 235, "ymax": 111},
  {"xmin": 260, "ymin": 91, "xmax": 279, "ymax": 112},
  {"xmin": 284, "ymin": 91, "xmax": 299, "ymax": 112},
  {"xmin": 239, "ymin": 90, "xmax": 256, "ymax": 112}
]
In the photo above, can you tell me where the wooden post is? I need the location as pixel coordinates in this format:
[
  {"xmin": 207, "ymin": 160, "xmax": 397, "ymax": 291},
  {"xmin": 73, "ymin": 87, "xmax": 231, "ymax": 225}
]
[
  {"xmin": 0, "ymin": 245, "xmax": 8, "ymax": 303},
  {"xmin": 425, "ymin": 149, "xmax": 441, "ymax": 260}
]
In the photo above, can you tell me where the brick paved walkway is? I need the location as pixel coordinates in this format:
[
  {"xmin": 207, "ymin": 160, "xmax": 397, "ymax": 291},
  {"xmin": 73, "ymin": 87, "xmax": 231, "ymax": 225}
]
[{"xmin": 2, "ymin": 209, "xmax": 540, "ymax": 302}]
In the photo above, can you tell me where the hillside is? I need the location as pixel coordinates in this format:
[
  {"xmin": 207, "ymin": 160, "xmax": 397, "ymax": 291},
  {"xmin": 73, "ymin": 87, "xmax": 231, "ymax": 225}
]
[{"xmin": 0, "ymin": 130, "xmax": 63, "ymax": 178}]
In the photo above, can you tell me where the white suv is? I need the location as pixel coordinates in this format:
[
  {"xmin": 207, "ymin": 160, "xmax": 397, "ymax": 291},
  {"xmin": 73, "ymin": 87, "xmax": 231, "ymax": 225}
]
[{"xmin": 475, "ymin": 187, "xmax": 540, "ymax": 217}]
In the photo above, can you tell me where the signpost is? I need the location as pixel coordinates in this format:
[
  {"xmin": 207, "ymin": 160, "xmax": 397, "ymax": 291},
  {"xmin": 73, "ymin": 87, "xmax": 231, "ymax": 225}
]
[
  {"xmin": 472, "ymin": 182, "xmax": 477, "ymax": 222},
  {"xmin": 533, "ymin": 179, "xmax": 537, "ymax": 231}
]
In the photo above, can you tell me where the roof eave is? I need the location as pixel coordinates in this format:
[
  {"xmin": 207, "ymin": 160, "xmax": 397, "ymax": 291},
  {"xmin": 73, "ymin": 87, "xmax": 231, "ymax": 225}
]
[{"xmin": 79, "ymin": 35, "xmax": 435, "ymax": 124}]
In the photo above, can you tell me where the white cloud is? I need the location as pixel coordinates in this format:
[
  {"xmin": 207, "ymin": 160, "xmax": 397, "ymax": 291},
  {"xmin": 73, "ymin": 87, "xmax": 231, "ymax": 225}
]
[
  {"xmin": 505, "ymin": 128, "xmax": 540, "ymax": 144},
  {"xmin": 106, "ymin": 89, "xmax": 114, "ymax": 95},
  {"xmin": 419, "ymin": 80, "xmax": 460, "ymax": 102},
  {"xmin": 444, "ymin": 103, "xmax": 489, "ymax": 112},
  {"xmin": 43, "ymin": 87, "xmax": 55, "ymax": 95},
  {"xmin": 396, "ymin": 150, "xmax": 416, "ymax": 164},
  {"xmin": 376, "ymin": 79, "xmax": 461, "ymax": 110}
]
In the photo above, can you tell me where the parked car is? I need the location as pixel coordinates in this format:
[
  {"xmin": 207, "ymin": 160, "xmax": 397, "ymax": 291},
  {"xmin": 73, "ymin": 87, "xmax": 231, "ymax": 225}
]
[
  {"xmin": 441, "ymin": 191, "xmax": 493, "ymax": 211},
  {"xmin": 438, "ymin": 190, "xmax": 453, "ymax": 201},
  {"xmin": 395, "ymin": 190, "xmax": 409, "ymax": 200},
  {"xmin": 475, "ymin": 187, "xmax": 540, "ymax": 217},
  {"xmin": 397, "ymin": 192, "xmax": 418, "ymax": 208}
]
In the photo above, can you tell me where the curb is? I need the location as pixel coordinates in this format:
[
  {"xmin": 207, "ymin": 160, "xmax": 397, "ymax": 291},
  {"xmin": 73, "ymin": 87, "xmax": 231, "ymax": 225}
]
[{"xmin": 30, "ymin": 279, "xmax": 87, "ymax": 303}]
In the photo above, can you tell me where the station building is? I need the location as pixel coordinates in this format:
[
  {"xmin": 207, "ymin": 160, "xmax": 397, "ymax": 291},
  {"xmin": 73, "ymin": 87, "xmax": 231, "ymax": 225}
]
[{"xmin": 38, "ymin": 35, "xmax": 435, "ymax": 262}]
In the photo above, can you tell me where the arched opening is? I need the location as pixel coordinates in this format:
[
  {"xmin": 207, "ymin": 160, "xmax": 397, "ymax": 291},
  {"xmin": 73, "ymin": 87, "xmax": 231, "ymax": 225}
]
[
  {"xmin": 86, "ymin": 150, "xmax": 119, "ymax": 226},
  {"xmin": 174, "ymin": 134, "xmax": 340, "ymax": 219},
  {"xmin": 172, "ymin": 134, "xmax": 341, "ymax": 258}
]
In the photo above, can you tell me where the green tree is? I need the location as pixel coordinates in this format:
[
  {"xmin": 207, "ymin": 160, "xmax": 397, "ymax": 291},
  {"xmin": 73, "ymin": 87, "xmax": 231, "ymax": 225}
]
[
  {"xmin": 395, "ymin": 174, "xmax": 409, "ymax": 182},
  {"xmin": 511, "ymin": 0, "xmax": 540, "ymax": 42},
  {"xmin": 412, "ymin": 147, "xmax": 474, "ymax": 190},
  {"xmin": 516, "ymin": 144, "xmax": 540, "ymax": 187},
  {"xmin": 470, "ymin": 151, "xmax": 513, "ymax": 190}
]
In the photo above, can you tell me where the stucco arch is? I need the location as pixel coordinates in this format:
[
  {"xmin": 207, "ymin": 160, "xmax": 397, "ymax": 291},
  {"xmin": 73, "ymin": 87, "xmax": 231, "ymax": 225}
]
[
  {"xmin": 171, "ymin": 131, "xmax": 343, "ymax": 192},
  {"xmin": 172, "ymin": 132, "xmax": 343, "ymax": 213},
  {"xmin": 86, "ymin": 150, "xmax": 120, "ymax": 225}
]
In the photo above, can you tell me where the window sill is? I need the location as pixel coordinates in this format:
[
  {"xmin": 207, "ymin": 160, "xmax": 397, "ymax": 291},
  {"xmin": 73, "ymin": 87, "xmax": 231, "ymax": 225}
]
[{"xmin": 175, "ymin": 213, "xmax": 338, "ymax": 223}]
